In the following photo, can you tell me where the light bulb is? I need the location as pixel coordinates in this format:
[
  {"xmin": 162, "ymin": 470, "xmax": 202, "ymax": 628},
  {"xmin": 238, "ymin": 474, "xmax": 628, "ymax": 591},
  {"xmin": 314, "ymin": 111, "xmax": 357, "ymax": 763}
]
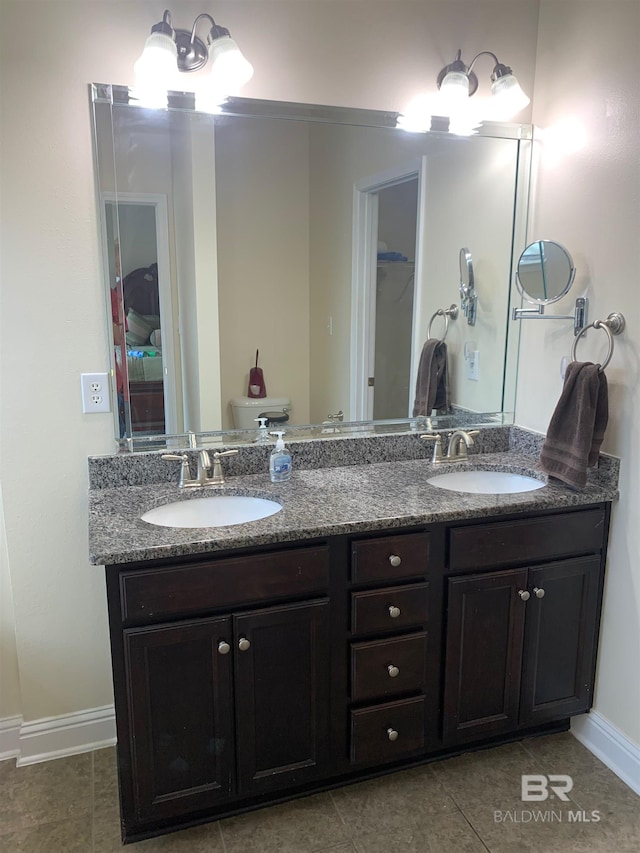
[
  {"xmin": 131, "ymin": 32, "xmax": 177, "ymax": 109},
  {"xmin": 490, "ymin": 73, "xmax": 530, "ymax": 120},
  {"xmin": 438, "ymin": 71, "xmax": 470, "ymax": 115},
  {"xmin": 208, "ymin": 35, "xmax": 254, "ymax": 95}
]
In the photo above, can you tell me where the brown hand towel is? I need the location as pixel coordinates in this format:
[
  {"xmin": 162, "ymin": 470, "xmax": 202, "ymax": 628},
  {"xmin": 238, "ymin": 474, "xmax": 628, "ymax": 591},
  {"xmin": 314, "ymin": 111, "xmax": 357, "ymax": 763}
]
[
  {"xmin": 540, "ymin": 361, "xmax": 608, "ymax": 490},
  {"xmin": 412, "ymin": 339, "xmax": 449, "ymax": 417}
]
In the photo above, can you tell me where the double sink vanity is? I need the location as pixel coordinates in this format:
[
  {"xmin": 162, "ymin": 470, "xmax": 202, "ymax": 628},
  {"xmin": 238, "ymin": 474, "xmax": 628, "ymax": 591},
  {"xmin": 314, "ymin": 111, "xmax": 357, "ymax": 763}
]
[{"xmin": 89, "ymin": 425, "xmax": 618, "ymax": 843}]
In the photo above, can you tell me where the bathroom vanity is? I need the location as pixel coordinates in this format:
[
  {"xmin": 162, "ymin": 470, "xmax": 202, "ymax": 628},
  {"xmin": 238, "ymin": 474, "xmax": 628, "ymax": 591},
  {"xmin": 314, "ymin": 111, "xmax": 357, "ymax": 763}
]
[{"xmin": 89, "ymin": 430, "xmax": 616, "ymax": 843}]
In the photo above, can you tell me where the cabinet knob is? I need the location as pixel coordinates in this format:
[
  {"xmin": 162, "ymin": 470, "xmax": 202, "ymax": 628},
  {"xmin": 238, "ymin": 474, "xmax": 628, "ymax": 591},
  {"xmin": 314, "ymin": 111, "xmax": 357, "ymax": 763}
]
[
  {"xmin": 387, "ymin": 665, "xmax": 400, "ymax": 678},
  {"xmin": 387, "ymin": 728, "xmax": 399, "ymax": 742},
  {"xmin": 533, "ymin": 587, "xmax": 545, "ymax": 599},
  {"xmin": 238, "ymin": 637, "xmax": 251, "ymax": 652},
  {"xmin": 518, "ymin": 589, "xmax": 530, "ymax": 601},
  {"xmin": 389, "ymin": 554, "xmax": 402, "ymax": 568},
  {"xmin": 217, "ymin": 641, "xmax": 231, "ymax": 655},
  {"xmin": 388, "ymin": 605, "xmax": 401, "ymax": 619}
]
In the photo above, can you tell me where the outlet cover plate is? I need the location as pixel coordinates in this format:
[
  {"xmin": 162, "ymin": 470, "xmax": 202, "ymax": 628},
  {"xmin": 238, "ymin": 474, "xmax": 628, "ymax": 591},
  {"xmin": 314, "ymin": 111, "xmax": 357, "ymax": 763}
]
[{"xmin": 81, "ymin": 372, "xmax": 111, "ymax": 413}]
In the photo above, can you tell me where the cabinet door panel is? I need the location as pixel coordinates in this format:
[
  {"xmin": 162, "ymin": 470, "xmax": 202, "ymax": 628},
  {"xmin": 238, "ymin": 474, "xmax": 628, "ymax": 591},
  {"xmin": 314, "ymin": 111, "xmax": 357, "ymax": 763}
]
[
  {"xmin": 124, "ymin": 617, "xmax": 234, "ymax": 823},
  {"xmin": 443, "ymin": 570, "xmax": 528, "ymax": 744},
  {"xmin": 520, "ymin": 557, "xmax": 601, "ymax": 725},
  {"xmin": 234, "ymin": 599, "xmax": 330, "ymax": 794}
]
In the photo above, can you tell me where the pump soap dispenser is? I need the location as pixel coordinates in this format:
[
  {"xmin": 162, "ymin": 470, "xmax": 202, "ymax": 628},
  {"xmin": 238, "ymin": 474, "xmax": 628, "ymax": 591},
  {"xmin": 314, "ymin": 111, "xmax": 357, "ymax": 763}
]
[{"xmin": 269, "ymin": 431, "xmax": 292, "ymax": 482}]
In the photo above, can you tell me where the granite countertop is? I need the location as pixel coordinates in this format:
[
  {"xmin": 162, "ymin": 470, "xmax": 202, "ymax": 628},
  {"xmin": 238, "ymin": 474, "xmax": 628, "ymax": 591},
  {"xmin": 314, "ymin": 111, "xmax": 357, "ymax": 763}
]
[{"xmin": 88, "ymin": 450, "xmax": 618, "ymax": 566}]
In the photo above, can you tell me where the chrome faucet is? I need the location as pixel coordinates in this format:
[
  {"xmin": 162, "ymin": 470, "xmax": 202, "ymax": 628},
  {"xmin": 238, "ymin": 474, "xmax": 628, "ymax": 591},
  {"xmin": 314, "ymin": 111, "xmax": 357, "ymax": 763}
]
[
  {"xmin": 420, "ymin": 429, "xmax": 479, "ymax": 463},
  {"xmin": 162, "ymin": 448, "xmax": 239, "ymax": 487},
  {"xmin": 446, "ymin": 429, "xmax": 479, "ymax": 461}
]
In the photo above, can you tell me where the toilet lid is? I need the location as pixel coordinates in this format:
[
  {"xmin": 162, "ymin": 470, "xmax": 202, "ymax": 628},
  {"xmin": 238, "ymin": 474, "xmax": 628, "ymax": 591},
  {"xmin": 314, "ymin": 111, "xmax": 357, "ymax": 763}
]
[{"xmin": 259, "ymin": 411, "xmax": 290, "ymax": 424}]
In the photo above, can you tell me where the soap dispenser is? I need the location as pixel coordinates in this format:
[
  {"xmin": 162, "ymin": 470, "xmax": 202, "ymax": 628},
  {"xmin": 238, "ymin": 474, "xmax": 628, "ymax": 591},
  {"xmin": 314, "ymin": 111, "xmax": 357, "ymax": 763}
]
[
  {"xmin": 269, "ymin": 431, "xmax": 292, "ymax": 482},
  {"xmin": 254, "ymin": 417, "xmax": 269, "ymax": 443}
]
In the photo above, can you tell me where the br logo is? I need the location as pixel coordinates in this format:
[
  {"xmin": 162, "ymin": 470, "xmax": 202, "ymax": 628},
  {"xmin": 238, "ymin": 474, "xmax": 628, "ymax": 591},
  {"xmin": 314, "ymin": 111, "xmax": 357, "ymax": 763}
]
[{"xmin": 521, "ymin": 774, "xmax": 573, "ymax": 801}]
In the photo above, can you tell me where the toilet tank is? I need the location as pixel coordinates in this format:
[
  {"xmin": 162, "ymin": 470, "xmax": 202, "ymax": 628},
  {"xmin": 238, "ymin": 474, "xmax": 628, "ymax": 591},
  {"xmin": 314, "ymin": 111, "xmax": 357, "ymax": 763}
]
[{"xmin": 230, "ymin": 396, "xmax": 291, "ymax": 430}]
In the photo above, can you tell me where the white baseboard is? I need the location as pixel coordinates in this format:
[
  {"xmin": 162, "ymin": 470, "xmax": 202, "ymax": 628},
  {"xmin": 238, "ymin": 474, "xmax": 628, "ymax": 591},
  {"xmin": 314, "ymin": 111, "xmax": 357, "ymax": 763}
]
[
  {"xmin": 0, "ymin": 715, "xmax": 22, "ymax": 761},
  {"xmin": 0, "ymin": 706, "xmax": 116, "ymax": 766},
  {"xmin": 572, "ymin": 710, "xmax": 640, "ymax": 796}
]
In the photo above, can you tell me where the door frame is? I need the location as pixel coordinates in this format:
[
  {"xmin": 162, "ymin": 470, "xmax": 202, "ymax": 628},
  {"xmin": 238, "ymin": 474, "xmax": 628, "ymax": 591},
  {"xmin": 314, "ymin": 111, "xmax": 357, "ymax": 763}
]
[
  {"xmin": 350, "ymin": 158, "xmax": 427, "ymax": 420},
  {"xmin": 100, "ymin": 192, "xmax": 178, "ymax": 435}
]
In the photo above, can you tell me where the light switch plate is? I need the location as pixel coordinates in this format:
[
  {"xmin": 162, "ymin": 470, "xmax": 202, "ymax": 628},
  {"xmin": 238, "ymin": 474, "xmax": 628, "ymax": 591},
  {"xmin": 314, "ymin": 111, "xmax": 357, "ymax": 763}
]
[{"xmin": 466, "ymin": 351, "xmax": 479, "ymax": 382}]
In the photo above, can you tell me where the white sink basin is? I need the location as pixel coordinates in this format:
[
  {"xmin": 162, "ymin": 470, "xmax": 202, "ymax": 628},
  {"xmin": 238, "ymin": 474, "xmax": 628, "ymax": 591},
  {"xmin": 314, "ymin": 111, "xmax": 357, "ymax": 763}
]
[
  {"xmin": 141, "ymin": 495, "xmax": 283, "ymax": 528},
  {"xmin": 427, "ymin": 470, "xmax": 545, "ymax": 495}
]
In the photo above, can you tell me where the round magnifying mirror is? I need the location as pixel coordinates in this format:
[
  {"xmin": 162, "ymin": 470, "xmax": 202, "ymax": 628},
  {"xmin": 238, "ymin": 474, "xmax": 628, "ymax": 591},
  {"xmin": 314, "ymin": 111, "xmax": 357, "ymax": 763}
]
[
  {"xmin": 459, "ymin": 247, "xmax": 474, "ymax": 296},
  {"xmin": 516, "ymin": 240, "xmax": 575, "ymax": 305}
]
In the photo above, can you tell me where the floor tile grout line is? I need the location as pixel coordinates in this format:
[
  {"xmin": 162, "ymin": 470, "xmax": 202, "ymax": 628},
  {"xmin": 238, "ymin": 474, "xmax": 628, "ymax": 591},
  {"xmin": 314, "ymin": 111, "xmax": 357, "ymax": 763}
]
[
  {"xmin": 327, "ymin": 789, "xmax": 357, "ymax": 840},
  {"xmin": 216, "ymin": 818, "xmax": 228, "ymax": 853},
  {"xmin": 457, "ymin": 807, "xmax": 494, "ymax": 853}
]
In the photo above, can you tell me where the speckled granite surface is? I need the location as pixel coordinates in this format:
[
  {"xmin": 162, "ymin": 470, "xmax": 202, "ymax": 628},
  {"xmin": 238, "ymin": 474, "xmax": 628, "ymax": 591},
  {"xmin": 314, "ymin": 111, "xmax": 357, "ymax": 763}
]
[
  {"xmin": 89, "ymin": 435, "xmax": 619, "ymax": 566},
  {"xmin": 88, "ymin": 427, "xmax": 512, "ymax": 488}
]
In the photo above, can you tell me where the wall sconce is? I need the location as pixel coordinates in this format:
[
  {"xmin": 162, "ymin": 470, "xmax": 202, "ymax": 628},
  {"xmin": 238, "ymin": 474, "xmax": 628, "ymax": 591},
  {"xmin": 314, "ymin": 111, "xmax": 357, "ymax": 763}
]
[
  {"xmin": 436, "ymin": 49, "xmax": 530, "ymax": 122},
  {"xmin": 133, "ymin": 9, "xmax": 253, "ymax": 109}
]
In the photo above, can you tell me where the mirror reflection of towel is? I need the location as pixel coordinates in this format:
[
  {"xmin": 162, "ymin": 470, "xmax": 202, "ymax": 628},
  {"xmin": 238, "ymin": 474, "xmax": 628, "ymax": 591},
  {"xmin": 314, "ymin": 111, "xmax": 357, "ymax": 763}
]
[
  {"xmin": 413, "ymin": 339, "xmax": 449, "ymax": 416},
  {"xmin": 540, "ymin": 361, "xmax": 608, "ymax": 490}
]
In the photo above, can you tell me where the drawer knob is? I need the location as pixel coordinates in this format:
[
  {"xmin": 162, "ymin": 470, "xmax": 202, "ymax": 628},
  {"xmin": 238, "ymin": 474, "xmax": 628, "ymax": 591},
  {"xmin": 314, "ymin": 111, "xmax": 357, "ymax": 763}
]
[
  {"xmin": 387, "ymin": 728, "xmax": 399, "ymax": 742},
  {"xmin": 238, "ymin": 637, "xmax": 251, "ymax": 652},
  {"xmin": 533, "ymin": 587, "xmax": 545, "ymax": 599},
  {"xmin": 387, "ymin": 665, "xmax": 400, "ymax": 678},
  {"xmin": 388, "ymin": 605, "xmax": 401, "ymax": 619},
  {"xmin": 518, "ymin": 589, "xmax": 530, "ymax": 601},
  {"xmin": 217, "ymin": 641, "xmax": 231, "ymax": 655},
  {"xmin": 389, "ymin": 554, "xmax": 402, "ymax": 568}
]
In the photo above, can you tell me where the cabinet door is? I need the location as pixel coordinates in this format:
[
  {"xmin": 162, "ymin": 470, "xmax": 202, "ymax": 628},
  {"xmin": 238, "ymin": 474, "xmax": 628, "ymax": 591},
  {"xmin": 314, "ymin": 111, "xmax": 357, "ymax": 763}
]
[
  {"xmin": 520, "ymin": 556, "xmax": 601, "ymax": 725},
  {"xmin": 443, "ymin": 569, "xmax": 528, "ymax": 745},
  {"xmin": 234, "ymin": 599, "xmax": 330, "ymax": 794},
  {"xmin": 124, "ymin": 616, "xmax": 234, "ymax": 823}
]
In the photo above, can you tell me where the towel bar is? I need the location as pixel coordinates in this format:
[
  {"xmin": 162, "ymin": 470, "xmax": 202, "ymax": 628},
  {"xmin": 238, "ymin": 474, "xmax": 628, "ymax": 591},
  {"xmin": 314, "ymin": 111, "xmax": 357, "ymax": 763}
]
[
  {"xmin": 427, "ymin": 304, "xmax": 458, "ymax": 341},
  {"xmin": 571, "ymin": 312, "xmax": 625, "ymax": 370}
]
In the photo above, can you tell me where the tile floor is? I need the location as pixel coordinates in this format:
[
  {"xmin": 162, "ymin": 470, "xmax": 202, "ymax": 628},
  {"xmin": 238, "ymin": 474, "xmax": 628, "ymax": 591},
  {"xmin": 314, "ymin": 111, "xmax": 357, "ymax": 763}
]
[{"xmin": 0, "ymin": 732, "xmax": 638, "ymax": 852}]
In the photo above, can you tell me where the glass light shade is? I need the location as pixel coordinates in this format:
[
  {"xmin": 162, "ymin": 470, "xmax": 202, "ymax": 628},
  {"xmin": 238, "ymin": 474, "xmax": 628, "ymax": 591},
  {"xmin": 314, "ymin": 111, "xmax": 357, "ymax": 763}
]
[
  {"xmin": 132, "ymin": 32, "xmax": 178, "ymax": 108},
  {"xmin": 490, "ymin": 73, "xmax": 530, "ymax": 120},
  {"xmin": 207, "ymin": 35, "xmax": 254, "ymax": 95},
  {"xmin": 438, "ymin": 70, "xmax": 470, "ymax": 115}
]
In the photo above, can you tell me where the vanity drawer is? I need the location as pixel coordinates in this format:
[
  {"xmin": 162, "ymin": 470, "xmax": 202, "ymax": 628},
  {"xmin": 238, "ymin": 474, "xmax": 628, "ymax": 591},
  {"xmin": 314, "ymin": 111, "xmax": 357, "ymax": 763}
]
[
  {"xmin": 351, "ymin": 632, "xmax": 427, "ymax": 703},
  {"xmin": 351, "ymin": 532, "xmax": 429, "ymax": 583},
  {"xmin": 350, "ymin": 695, "xmax": 425, "ymax": 765},
  {"xmin": 120, "ymin": 546, "xmax": 329, "ymax": 624},
  {"xmin": 449, "ymin": 508, "xmax": 606, "ymax": 572},
  {"xmin": 351, "ymin": 583, "xmax": 429, "ymax": 636}
]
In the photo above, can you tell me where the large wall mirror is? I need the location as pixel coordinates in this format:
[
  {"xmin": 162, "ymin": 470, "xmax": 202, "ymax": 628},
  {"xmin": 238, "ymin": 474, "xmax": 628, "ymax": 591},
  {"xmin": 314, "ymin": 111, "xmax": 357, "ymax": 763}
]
[{"xmin": 91, "ymin": 84, "xmax": 532, "ymax": 447}]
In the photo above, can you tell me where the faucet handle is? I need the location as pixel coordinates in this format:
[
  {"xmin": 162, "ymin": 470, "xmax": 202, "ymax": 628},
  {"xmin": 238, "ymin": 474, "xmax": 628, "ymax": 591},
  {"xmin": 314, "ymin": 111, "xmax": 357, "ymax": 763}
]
[
  {"xmin": 419, "ymin": 433, "xmax": 444, "ymax": 462},
  {"xmin": 161, "ymin": 453, "xmax": 193, "ymax": 487},
  {"xmin": 210, "ymin": 449, "xmax": 239, "ymax": 485},
  {"xmin": 213, "ymin": 449, "xmax": 239, "ymax": 460}
]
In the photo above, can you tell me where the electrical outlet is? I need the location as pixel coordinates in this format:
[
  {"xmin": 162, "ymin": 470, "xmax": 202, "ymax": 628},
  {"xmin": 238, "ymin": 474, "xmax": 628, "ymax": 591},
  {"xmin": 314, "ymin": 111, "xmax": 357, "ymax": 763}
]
[
  {"xmin": 81, "ymin": 372, "xmax": 111, "ymax": 413},
  {"xmin": 466, "ymin": 351, "xmax": 479, "ymax": 382}
]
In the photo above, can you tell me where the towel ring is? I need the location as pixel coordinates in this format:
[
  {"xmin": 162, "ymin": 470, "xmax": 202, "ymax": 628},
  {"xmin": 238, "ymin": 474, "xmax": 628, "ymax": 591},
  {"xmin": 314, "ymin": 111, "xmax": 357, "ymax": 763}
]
[
  {"xmin": 571, "ymin": 312, "xmax": 625, "ymax": 371},
  {"xmin": 427, "ymin": 304, "xmax": 458, "ymax": 341}
]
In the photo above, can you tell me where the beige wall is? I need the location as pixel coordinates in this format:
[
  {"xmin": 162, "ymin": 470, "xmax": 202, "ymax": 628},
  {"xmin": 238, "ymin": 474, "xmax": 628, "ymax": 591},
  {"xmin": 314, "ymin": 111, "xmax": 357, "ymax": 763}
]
[
  {"xmin": 216, "ymin": 117, "xmax": 311, "ymax": 427},
  {"xmin": 0, "ymin": 0, "xmax": 538, "ymax": 729},
  {"xmin": 522, "ymin": 1, "xmax": 640, "ymax": 746}
]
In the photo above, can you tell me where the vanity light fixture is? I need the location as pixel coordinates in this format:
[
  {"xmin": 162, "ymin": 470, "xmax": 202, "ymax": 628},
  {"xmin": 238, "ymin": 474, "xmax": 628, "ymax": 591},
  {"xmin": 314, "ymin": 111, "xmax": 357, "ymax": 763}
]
[
  {"xmin": 437, "ymin": 49, "xmax": 530, "ymax": 121},
  {"xmin": 133, "ymin": 9, "xmax": 253, "ymax": 109}
]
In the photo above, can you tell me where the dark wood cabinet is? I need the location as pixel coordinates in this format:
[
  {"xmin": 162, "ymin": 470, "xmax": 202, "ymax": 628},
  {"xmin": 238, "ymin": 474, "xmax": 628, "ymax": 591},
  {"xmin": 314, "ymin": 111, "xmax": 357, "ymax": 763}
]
[
  {"xmin": 233, "ymin": 600, "xmax": 330, "ymax": 794},
  {"xmin": 105, "ymin": 504, "xmax": 609, "ymax": 842},
  {"xmin": 442, "ymin": 555, "xmax": 604, "ymax": 746},
  {"xmin": 443, "ymin": 569, "xmax": 528, "ymax": 744},
  {"xmin": 124, "ymin": 616, "xmax": 234, "ymax": 823}
]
